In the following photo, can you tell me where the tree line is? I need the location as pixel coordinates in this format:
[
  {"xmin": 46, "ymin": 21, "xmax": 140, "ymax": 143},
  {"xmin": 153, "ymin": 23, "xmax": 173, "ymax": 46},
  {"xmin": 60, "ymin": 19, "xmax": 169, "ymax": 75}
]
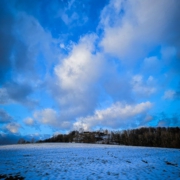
[
  {"xmin": 18, "ymin": 127, "xmax": 180, "ymax": 148},
  {"xmin": 110, "ymin": 127, "xmax": 180, "ymax": 148}
]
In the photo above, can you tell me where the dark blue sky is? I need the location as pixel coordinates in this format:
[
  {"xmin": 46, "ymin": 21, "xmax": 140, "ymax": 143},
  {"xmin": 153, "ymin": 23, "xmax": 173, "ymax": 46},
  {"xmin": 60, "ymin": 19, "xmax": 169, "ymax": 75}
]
[{"xmin": 0, "ymin": 0, "xmax": 180, "ymax": 144}]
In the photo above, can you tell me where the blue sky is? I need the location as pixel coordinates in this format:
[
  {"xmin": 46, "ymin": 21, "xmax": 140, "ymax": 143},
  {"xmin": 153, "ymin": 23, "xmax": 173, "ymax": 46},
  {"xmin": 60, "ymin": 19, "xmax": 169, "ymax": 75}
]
[{"xmin": 0, "ymin": 0, "xmax": 180, "ymax": 144}]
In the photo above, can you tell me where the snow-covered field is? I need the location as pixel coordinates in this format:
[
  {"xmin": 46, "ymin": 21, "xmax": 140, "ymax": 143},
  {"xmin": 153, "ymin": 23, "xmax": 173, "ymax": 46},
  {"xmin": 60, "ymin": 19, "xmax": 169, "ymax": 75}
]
[{"xmin": 0, "ymin": 143, "xmax": 179, "ymax": 180}]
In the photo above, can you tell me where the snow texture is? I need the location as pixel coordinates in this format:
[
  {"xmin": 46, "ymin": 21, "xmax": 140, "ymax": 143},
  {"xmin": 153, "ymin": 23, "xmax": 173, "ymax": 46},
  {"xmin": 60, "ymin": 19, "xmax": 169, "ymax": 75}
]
[{"xmin": 0, "ymin": 143, "xmax": 180, "ymax": 179}]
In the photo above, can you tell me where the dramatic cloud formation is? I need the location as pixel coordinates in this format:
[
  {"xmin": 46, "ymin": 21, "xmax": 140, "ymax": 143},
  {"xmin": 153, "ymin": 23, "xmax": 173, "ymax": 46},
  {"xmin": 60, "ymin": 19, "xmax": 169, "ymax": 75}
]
[
  {"xmin": 0, "ymin": 0, "xmax": 179, "ymax": 144},
  {"xmin": 54, "ymin": 35, "xmax": 104, "ymax": 120},
  {"xmin": 73, "ymin": 101, "xmax": 152, "ymax": 130},
  {"xmin": 100, "ymin": 0, "xmax": 180, "ymax": 61}
]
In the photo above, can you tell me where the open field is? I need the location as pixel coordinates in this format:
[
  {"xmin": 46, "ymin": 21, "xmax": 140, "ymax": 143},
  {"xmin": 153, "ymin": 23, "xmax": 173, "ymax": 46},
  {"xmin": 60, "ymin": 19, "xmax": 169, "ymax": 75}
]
[{"xmin": 0, "ymin": 143, "xmax": 180, "ymax": 180}]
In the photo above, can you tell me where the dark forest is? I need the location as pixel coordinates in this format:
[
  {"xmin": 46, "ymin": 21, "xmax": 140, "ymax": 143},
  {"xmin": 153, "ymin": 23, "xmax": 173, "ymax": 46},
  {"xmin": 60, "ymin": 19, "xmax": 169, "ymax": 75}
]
[{"xmin": 28, "ymin": 127, "xmax": 180, "ymax": 149}]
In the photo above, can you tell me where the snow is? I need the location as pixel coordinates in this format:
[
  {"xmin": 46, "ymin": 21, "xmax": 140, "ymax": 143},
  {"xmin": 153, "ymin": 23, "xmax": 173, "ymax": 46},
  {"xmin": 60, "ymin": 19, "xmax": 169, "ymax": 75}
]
[{"xmin": 0, "ymin": 143, "xmax": 180, "ymax": 180}]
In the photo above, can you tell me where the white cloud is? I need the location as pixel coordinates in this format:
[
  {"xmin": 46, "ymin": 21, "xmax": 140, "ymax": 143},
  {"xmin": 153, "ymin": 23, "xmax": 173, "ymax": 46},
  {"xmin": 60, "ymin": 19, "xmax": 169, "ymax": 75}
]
[
  {"xmin": 53, "ymin": 34, "xmax": 104, "ymax": 119},
  {"xmin": 33, "ymin": 108, "xmax": 71, "ymax": 129},
  {"xmin": 73, "ymin": 101, "xmax": 152, "ymax": 130},
  {"xmin": 23, "ymin": 117, "xmax": 35, "ymax": 126},
  {"xmin": 60, "ymin": 43, "xmax": 65, "ymax": 49},
  {"xmin": 34, "ymin": 108, "xmax": 58, "ymax": 126},
  {"xmin": 100, "ymin": 0, "xmax": 180, "ymax": 61},
  {"xmin": 131, "ymin": 75, "xmax": 156, "ymax": 97},
  {"xmin": 55, "ymin": 34, "xmax": 101, "ymax": 91},
  {"xmin": 5, "ymin": 123, "xmax": 21, "ymax": 134},
  {"xmin": 163, "ymin": 90, "xmax": 176, "ymax": 100}
]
